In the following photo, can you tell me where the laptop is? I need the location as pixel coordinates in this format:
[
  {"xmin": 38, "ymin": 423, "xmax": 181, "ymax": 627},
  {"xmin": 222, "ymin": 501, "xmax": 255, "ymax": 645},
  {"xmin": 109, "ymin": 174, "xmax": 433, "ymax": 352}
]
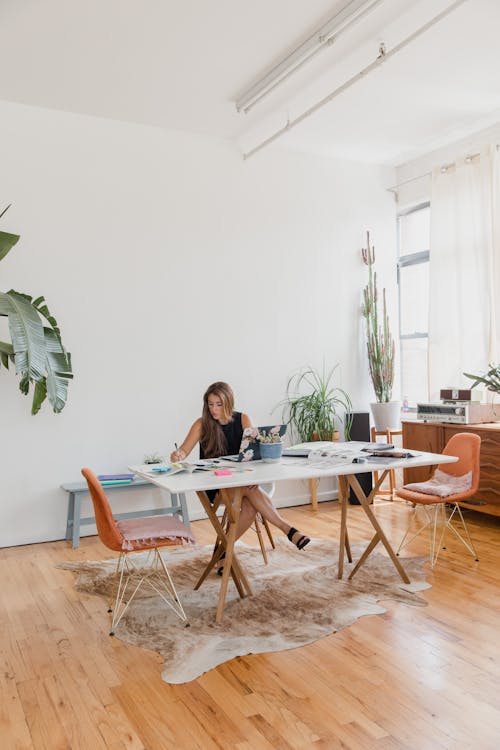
[{"xmin": 222, "ymin": 424, "xmax": 287, "ymax": 462}]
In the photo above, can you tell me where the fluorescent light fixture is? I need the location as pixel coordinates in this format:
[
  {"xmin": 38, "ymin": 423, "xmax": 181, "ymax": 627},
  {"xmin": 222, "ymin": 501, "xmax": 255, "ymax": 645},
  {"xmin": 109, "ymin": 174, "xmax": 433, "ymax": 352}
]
[{"xmin": 235, "ymin": 0, "xmax": 383, "ymax": 113}]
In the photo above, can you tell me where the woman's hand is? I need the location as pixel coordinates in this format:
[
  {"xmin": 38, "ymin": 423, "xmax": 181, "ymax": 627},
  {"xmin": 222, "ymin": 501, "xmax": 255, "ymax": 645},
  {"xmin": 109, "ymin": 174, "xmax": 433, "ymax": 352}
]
[
  {"xmin": 170, "ymin": 419, "xmax": 202, "ymax": 463},
  {"xmin": 170, "ymin": 449, "xmax": 185, "ymax": 463}
]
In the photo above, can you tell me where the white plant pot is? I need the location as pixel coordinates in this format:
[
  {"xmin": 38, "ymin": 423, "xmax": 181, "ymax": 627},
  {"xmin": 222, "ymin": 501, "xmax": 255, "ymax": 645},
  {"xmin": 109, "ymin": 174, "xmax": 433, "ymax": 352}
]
[{"xmin": 370, "ymin": 401, "xmax": 401, "ymax": 432}]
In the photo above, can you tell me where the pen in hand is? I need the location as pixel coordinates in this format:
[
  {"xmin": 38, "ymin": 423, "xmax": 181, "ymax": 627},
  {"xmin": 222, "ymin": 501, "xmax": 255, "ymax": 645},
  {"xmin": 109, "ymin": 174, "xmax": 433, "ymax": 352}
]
[{"xmin": 171, "ymin": 442, "xmax": 182, "ymax": 463}]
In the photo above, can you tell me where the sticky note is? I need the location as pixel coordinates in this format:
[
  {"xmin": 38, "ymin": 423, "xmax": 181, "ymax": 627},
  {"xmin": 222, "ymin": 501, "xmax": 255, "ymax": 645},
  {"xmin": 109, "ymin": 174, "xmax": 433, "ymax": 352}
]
[{"xmin": 214, "ymin": 469, "xmax": 232, "ymax": 476}]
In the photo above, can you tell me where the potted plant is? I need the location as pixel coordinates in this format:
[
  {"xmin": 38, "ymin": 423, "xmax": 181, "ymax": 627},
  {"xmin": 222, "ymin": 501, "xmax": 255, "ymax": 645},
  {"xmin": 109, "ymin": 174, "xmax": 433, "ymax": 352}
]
[
  {"xmin": 257, "ymin": 427, "xmax": 284, "ymax": 462},
  {"xmin": 361, "ymin": 231, "xmax": 399, "ymax": 431},
  {"xmin": 464, "ymin": 364, "xmax": 500, "ymax": 395},
  {"xmin": 143, "ymin": 452, "xmax": 166, "ymax": 465},
  {"xmin": 0, "ymin": 205, "xmax": 73, "ymax": 414},
  {"xmin": 280, "ymin": 363, "xmax": 352, "ymax": 443}
]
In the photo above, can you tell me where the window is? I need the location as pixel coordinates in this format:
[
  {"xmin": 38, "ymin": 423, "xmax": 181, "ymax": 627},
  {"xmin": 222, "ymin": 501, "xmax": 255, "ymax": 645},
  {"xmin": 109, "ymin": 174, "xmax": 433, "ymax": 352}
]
[{"xmin": 397, "ymin": 203, "xmax": 430, "ymax": 407}]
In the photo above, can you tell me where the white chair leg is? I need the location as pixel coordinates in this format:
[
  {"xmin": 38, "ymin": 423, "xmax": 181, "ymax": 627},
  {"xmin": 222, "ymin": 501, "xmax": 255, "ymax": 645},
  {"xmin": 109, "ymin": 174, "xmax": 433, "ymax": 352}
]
[
  {"xmin": 430, "ymin": 505, "xmax": 447, "ymax": 568},
  {"xmin": 397, "ymin": 505, "xmax": 432, "ymax": 555},
  {"xmin": 445, "ymin": 504, "xmax": 479, "ymax": 561},
  {"xmin": 399, "ymin": 502, "xmax": 479, "ymax": 568},
  {"xmin": 109, "ymin": 549, "xmax": 188, "ymax": 635},
  {"xmin": 152, "ymin": 548, "xmax": 189, "ymax": 623},
  {"xmin": 110, "ymin": 555, "xmax": 144, "ymax": 634}
]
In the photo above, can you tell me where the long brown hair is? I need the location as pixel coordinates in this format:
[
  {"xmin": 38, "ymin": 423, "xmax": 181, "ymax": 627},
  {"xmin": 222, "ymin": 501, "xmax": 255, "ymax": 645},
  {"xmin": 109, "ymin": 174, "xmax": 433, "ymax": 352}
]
[{"xmin": 200, "ymin": 382, "xmax": 235, "ymax": 458}]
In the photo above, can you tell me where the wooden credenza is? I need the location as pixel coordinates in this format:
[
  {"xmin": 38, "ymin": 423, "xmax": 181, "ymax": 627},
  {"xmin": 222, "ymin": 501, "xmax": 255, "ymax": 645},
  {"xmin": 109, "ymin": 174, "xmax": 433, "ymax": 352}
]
[{"xmin": 402, "ymin": 420, "xmax": 500, "ymax": 515}]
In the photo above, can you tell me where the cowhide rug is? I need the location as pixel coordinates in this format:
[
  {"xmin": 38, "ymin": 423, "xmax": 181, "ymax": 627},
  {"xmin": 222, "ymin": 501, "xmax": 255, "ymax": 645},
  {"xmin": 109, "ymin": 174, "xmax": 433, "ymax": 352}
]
[{"xmin": 60, "ymin": 538, "xmax": 430, "ymax": 684}]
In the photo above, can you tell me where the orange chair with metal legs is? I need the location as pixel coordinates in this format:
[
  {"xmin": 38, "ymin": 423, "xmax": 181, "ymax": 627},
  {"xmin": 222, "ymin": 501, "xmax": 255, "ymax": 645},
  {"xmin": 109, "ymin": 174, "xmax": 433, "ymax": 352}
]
[
  {"xmin": 395, "ymin": 433, "xmax": 480, "ymax": 567},
  {"xmin": 81, "ymin": 468, "xmax": 195, "ymax": 633}
]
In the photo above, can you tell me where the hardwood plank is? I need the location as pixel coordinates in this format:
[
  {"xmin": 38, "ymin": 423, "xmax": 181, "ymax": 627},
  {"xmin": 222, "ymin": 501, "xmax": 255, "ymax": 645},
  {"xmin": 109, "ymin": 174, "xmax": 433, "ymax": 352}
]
[{"xmin": 2, "ymin": 502, "xmax": 500, "ymax": 749}]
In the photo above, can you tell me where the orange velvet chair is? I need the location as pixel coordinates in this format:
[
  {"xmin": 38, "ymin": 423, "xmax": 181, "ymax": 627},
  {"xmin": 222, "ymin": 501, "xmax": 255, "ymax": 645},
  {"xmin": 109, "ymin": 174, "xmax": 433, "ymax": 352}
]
[
  {"xmin": 395, "ymin": 433, "xmax": 480, "ymax": 567},
  {"xmin": 81, "ymin": 468, "xmax": 195, "ymax": 633}
]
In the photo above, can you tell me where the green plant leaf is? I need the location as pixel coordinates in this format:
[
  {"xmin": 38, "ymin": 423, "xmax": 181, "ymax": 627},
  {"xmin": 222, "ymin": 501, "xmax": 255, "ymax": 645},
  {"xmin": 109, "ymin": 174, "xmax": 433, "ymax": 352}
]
[
  {"xmin": 464, "ymin": 367, "xmax": 500, "ymax": 392},
  {"xmin": 0, "ymin": 291, "xmax": 46, "ymax": 383},
  {"xmin": 0, "ymin": 209, "xmax": 73, "ymax": 413},
  {"xmin": 278, "ymin": 364, "xmax": 352, "ymax": 442},
  {"xmin": 42, "ymin": 327, "xmax": 72, "ymax": 413},
  {"xmin": 0, "ymin": 230, "xmax": 20, "ymax": 262},
  {"xmin": 0, "ymin": 291, "xmax": 73, "ymax": 413},
  {"xmin": 32, "ymin": 379, "xmax": 47, "ymax": 415},
  {"xmin": 0, "ymin": 340, "xmax": 14, "ymax": 370}
]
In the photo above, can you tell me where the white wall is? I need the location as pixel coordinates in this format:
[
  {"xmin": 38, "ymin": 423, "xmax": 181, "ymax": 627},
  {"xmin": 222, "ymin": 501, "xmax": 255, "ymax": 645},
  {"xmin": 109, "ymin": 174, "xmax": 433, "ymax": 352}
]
[
  {"xmin": 395, "ymin": 120, "xmax": 500, "ymax": 208},
  {"xmin": 0, "ymin": 100, "xmax": 396, "ymax": 547}
]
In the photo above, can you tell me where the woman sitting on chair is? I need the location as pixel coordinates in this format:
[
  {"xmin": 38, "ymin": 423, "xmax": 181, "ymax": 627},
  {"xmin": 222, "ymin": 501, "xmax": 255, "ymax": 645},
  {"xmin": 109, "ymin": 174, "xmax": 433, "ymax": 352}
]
[{"xmin": 171, "ymin": 381, "xmax": 311, "ymax": 557}]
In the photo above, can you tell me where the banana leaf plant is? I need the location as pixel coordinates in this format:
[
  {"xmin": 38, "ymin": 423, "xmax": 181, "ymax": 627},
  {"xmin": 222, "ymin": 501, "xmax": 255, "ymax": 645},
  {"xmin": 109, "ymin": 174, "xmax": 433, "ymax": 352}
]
[
  {"xmin": 464, "ymin": 364, "xmax": 500, "ymax": 393},
  {"xmin": 0, "ymin": 205, "xmax": 73, "ymax": 414}
]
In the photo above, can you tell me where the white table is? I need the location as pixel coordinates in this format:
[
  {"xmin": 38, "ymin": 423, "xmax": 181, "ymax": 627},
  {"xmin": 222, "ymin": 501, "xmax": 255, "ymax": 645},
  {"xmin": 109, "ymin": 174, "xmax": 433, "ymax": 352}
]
[{"xmin": 130, "ymin": 445, "xmax": 456, "ymax": 622}]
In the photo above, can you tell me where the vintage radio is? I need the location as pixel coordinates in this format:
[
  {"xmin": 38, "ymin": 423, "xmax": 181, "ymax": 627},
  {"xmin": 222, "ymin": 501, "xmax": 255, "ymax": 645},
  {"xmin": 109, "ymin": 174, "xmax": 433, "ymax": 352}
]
[
  {"xmin": 439, "ymin": 388, "xmax": 482, "ymax": 402},
  {"xmin": 417, "ymin": 402, "xmax": 498, "ymax": 424}
]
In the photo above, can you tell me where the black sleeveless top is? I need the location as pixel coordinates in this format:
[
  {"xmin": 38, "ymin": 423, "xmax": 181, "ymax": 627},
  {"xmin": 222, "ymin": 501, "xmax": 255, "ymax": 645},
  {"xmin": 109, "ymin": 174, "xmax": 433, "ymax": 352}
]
[
  {"xmin": 199, "ymin": 411, "xmax": 243, "ymax": 459},
  {"xmin": 200, "ymin": 412, "xmax": 243, "ymax": 502}
]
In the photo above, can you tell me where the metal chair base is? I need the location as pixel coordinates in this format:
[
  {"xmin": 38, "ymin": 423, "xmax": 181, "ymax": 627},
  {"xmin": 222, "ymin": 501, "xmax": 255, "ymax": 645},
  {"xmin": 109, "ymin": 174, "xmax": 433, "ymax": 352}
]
[
  {"xmin": 397, "ymin": 503, "xmax": 479, "ymax": 567},
  {"xmin": 108, "ymin": 547, "xmax": 188, "ymax": 634}
]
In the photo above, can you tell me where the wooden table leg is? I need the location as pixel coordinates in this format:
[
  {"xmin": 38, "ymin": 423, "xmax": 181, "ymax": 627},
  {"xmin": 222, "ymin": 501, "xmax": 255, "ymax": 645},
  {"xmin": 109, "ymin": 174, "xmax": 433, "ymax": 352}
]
[
  {"xmin": 194, "ymin": 491, "xmax": 248, "ymax": 595},
  {"xmin": 309, "ymin": 478, "xmax": 318, "ymax": 511},
  {"xmin": 194, "ymin": 488, "xmax": 254, "ymax": 623},
  {"xmin": 347, "ymin": 473, "xmax": 410, "ymax": 584},
  {"xmin": 215, "ymin": 488, "xmax": 241, "ymax": 623},
  {"xmin": 337, "ymin": 475, "xmax": 352, "ymax": 579}
]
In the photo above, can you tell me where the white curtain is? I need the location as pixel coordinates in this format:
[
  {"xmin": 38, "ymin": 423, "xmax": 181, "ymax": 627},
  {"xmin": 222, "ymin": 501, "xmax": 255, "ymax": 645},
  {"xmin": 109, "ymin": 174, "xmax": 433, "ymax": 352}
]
[{"xmin": 428, "ymin": 147, "xmax": 500, "ymax": 401}]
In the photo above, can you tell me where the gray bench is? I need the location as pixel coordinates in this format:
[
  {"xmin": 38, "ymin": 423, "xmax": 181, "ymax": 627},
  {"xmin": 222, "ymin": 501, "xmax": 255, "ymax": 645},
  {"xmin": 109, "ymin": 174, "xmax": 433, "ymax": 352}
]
[{"xmin": 61, "ymin": 478, "xmax": 189, "ymax": 548}]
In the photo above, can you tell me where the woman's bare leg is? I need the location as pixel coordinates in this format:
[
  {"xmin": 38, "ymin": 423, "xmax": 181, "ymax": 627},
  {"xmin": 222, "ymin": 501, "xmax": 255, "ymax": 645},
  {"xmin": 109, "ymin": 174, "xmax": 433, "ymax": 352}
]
[
  {"xmin": 219, "ymin": 486, "xmax": 310, "ymax": 550},
  {"xmin": 241, "ymin": 485, "xmax": 310, "ymax": 546},
  {"xmin": 235, "ymin": 497, "xmax": 257, "ymax": 539}
]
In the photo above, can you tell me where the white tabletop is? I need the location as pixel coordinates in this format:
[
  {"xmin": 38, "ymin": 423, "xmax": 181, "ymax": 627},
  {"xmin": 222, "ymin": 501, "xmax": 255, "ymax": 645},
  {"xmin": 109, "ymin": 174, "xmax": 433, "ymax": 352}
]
[{"xmin": 129, "ymin": 442, "xmax": 457, "ymax": 494}]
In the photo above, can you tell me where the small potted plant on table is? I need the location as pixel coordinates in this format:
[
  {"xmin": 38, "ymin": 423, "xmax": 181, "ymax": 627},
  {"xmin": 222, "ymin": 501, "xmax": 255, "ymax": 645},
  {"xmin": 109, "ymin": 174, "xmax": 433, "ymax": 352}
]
[{"xmin": 258, "ymin": 428, "xmax": 284, "ymax": 462}]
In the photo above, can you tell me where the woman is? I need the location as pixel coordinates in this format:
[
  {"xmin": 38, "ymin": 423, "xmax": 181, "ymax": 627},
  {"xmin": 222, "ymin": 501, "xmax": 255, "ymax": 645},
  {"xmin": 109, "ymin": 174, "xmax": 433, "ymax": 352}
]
[{"xmin": 171, "ymin": 381, "xmax": 311, "ymax": 557}]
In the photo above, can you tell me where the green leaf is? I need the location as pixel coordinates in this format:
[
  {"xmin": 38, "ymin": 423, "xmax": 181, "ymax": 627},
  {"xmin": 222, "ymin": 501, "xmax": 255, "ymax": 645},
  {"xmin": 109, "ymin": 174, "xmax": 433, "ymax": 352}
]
[
  {"xmin": 0, "ymin": 340, "xmax": 14, "ymax": 370},
  {"xmin": 32, "ymin": 379, "xmax": 47, "ymax": 415},
  {"xmin": 0, "ymin": 210, "xmax": 72, "ymax": 413},
  {"xmin": 279, "ymin": 363, "xmax": 352, "ymax": 442},
  {"xmin": 0, "ymin": 230, "xmax": 20, "ymax": 262},
  {"xmin": 0, "ymin": 291, "xmax": 46, "ymax": 382},
  {"xmin": 43, "ymin": 328, "xmax": 72, "ymax": 412},
  {"xmin": 0, "ymin": 291, "xmax": 73, "ymax": 413},
  {"xmin": 29, "ymin": 295, "xmax": 63, "ymax": 342},
  {"xmin": 464, "ymin": 367, "xmax": 500, "ymax": 393}
]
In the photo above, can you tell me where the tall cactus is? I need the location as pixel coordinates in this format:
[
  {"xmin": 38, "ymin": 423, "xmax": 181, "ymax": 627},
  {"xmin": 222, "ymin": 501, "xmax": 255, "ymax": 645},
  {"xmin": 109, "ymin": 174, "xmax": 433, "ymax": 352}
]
[{"xmin": 361, "ymin": 231, "xmax": 395, "ymax": 403}]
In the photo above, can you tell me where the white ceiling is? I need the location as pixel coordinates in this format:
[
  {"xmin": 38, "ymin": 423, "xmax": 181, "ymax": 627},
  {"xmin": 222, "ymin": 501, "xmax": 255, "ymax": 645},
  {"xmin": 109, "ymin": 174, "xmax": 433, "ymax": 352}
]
[{"xmin": 1, "ymin": 0, "xmax": 500, "ymax": 165}]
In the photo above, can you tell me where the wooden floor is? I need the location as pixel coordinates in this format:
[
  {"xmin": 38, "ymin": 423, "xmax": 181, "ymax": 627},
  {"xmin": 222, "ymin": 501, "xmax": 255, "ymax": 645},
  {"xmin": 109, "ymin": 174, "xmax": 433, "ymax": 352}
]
[{"xmin": 1, "ymin": 499, "xmax": 500, "ymax": 750}]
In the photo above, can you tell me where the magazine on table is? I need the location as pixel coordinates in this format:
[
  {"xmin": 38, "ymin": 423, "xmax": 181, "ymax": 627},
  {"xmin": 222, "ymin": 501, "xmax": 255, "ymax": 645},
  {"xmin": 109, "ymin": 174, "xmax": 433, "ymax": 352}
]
[{"xmin": 143, "ymin": 459, "xmax": 222, "ymax": 476}]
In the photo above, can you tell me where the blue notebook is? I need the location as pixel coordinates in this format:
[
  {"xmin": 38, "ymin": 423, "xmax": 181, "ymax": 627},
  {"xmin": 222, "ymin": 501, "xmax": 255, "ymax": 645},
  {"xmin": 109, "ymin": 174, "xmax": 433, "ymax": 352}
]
[{"xmin": 98, "ymin": 474, "xmax": 135, "ymax": 481}]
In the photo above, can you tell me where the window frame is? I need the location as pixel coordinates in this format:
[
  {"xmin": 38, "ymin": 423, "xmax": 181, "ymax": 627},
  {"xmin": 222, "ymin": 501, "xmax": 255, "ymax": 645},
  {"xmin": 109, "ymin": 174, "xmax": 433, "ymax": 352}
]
[{"xmin": 397, "ymin": 201, "xmax": 430, "ymax": 406}]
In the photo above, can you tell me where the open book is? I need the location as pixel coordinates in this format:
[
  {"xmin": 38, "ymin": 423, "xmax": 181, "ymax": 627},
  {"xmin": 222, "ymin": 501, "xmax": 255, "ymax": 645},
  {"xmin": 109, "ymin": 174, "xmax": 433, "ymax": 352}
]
[{"xmin": 144, "ymin": 459, "xmax": 221, "ymax": 476}]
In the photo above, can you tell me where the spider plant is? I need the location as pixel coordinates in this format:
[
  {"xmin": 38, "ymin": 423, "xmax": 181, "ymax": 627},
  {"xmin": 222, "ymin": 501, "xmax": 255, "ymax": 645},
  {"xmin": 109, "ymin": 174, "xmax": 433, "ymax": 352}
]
[
  {"xmin": 280, "ymin": 364, "xmax": 352, "ymax": 442},
  {"xmin": 0, "ymin": 205, "xmax": 73, "ymax": 414}
]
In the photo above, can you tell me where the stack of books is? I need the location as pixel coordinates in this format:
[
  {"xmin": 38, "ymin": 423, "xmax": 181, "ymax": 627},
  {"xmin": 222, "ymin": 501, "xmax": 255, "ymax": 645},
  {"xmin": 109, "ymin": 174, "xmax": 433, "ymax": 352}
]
[{"xmin": 97, "ymin": 474, "xmax": 135, "ymax": 487}]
